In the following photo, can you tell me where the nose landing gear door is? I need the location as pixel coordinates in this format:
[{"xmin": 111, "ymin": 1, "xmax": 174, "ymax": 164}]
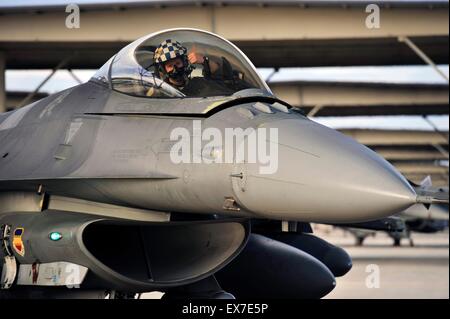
[{"xmin": 1, "ymin": 224, "xmax": 17, "ymax": 290}]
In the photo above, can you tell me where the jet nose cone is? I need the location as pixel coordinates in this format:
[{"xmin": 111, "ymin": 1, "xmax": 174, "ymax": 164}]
[{"xmin": 232, "ymin": 118, "xmax": 416, "ymax": 223}]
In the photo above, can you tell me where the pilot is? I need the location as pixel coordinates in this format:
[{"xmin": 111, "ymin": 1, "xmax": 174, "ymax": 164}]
[{"xmin": 152, "ymin": 39, "xmax": 249, "ymax": 97}]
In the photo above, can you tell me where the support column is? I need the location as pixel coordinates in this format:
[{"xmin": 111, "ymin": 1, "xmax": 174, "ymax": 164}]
[
  {"xmin": 398, "ymin": 36, "xmax": 449, "ymax": 83},
  {"xmin": 18, "ymin": 55, "xmax": 73, "ymax": 108},
  {"xmin": 0, "ymin": 52, "xmax": 5, "ymax": 113}
]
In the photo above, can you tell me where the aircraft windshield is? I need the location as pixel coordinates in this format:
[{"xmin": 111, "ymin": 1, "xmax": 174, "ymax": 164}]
[{"xmin": 92, "ymin": 29, "xmax": 272, "ymax": 98}]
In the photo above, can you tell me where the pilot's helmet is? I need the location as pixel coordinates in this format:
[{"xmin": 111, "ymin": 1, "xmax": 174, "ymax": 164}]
[{"xmin": 153, "ymin": 39, "xmax": 191, "ymax": 83}]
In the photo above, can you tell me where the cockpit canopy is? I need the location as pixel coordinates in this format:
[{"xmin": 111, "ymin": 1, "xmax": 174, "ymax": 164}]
[{"xmin": 92, "ymin": 29, "xmax": 272, "ymax": 98}]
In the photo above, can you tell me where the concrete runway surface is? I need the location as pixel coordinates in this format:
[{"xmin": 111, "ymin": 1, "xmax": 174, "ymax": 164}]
[
  {"xmin": 141, "ymin": 228, "xmax": 449, "ymax": 299},
  {"xmin": 321, "ymin": 227, "xmax": 449, "ymax": 299}
]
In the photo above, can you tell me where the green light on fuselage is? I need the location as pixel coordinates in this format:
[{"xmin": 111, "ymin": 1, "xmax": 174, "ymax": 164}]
[{"xmin": 49, "ymin": 232, "xmax": 63, "ymax": 241}]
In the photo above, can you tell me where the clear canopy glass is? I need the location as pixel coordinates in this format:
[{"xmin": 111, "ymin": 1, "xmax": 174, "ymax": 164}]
[{"xmin": 92, "ymin": 29, "xmax": 272, "ymax": 98}]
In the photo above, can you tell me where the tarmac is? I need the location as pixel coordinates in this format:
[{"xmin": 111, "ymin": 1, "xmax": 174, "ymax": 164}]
[{"xmin": 320, "ymin": 227, "xmax": 449, "ymax": 299}]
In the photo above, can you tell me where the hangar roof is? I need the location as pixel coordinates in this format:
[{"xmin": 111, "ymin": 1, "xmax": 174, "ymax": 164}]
[{"xmin": 0, "ymin": 0, "xmax": 448, "ymax": 13}]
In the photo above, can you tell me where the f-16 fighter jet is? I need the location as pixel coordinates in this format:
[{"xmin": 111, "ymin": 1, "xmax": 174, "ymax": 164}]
[{"xmin": 0, "ymin": 29, "xmax": 441, "ymax": 299}]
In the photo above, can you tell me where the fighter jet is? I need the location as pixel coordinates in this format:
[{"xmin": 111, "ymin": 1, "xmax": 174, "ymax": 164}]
[
  {"xmin": 0, "ymin": 28, "xmax": 442, "ymax": 299},
  {"xmin": 346, "ymin": 178, "xmax": 449, "ymax": 247},
  {"xmin": 347, "ymin": 203, "xmax": 448, "ymax": 247}
]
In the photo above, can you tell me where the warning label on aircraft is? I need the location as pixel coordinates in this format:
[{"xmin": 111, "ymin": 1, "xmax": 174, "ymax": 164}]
[{"xmin": 12, "ymin": 227, "xmax": 25, "ymax": 257}]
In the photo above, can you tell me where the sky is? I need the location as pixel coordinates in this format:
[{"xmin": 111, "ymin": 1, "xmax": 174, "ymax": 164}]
[{"xmin": 7, "ymin": 65, "xmax": 449, "ymax": 94}]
